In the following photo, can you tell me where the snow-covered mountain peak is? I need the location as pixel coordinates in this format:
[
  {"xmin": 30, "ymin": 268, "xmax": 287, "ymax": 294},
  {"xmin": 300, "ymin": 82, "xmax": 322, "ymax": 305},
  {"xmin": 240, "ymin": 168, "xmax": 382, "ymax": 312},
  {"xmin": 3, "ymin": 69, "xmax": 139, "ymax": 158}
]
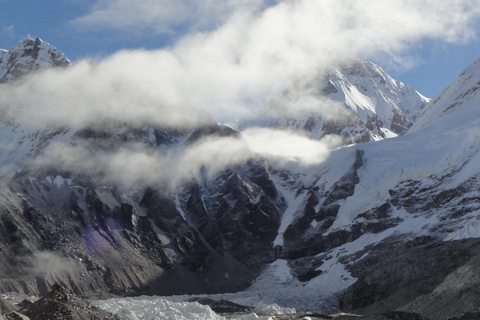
[
  {"xmin": 256, "ymin": 59, "xmax": 430, "ymax": 144},
  {"xmin": 0, "ymin": 37, "xmax": 71, "ymax": 82},
  {"xmin": 327, "ymin": 60, "xmax": 429, "ymax": 116}
]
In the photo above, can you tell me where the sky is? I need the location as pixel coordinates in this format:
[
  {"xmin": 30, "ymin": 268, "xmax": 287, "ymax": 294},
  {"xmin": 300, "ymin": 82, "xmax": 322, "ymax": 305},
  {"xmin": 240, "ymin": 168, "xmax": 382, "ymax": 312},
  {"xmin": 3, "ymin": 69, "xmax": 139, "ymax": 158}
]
[{"xmin": 0, "ymin": 0, "xmax": 480, "ymax": 99}]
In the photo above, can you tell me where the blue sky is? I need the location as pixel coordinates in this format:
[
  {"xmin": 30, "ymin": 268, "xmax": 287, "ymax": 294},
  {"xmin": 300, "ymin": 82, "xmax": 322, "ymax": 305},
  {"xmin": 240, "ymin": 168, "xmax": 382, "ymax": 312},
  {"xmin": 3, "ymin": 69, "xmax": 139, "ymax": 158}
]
[
  {"xmin": 1, "ymin": 0, "xmax": 480, "ymax": 100},
  {"xmin": 383, "ymin": 40, "xmax": 480, "ymax": 99}
]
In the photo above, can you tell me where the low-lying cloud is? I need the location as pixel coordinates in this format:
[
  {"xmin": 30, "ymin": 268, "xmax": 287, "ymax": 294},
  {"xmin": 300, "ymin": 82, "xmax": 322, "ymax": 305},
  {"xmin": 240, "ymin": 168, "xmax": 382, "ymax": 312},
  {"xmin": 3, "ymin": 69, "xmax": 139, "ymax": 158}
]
[
  {"xmin": 34, "ymin": 129, "xmax": 338, "ymax": 189},
  {"xmin": 26, "ymin": 251, "xmax": 77, "ymax": 277}
]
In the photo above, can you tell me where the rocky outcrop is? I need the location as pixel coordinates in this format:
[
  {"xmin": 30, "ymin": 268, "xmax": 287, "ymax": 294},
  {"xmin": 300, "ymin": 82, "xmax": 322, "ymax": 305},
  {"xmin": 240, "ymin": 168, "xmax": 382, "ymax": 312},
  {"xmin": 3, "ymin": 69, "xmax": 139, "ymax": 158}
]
[
  {"xmin": 340, "ymin": 237, "xmax": 480, "ymax": 316},
  {"xmin": 398, "ymin": 255, "xmax": 480, "ymax": 320},
  {"xmin": 21, "ymin": 284, "xmax": 118, "ymax": 320}
]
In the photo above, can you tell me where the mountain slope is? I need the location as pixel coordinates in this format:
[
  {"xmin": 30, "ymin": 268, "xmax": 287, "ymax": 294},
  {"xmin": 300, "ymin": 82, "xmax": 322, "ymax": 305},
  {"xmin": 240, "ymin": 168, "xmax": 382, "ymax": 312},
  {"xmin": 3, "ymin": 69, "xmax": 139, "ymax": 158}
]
[
  {"xmin": 253, "ymin": 57, "xmax": 480, "ymax": 317},
  {"xmin": 0, "ymin": 39, "xmax": 285, "ymax": 298}
]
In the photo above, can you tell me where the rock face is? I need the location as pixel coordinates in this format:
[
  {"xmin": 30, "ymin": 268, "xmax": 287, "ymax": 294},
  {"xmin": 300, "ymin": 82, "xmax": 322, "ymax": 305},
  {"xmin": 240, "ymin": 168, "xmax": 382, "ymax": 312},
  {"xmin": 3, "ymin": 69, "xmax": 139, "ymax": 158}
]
[
  {"xmin": 17, "ymin": 284, "xmax": 119, "ymax": 320},
  {"xmin": 0, "ymin": 38, "xmax": 70, "ymax": 82}
]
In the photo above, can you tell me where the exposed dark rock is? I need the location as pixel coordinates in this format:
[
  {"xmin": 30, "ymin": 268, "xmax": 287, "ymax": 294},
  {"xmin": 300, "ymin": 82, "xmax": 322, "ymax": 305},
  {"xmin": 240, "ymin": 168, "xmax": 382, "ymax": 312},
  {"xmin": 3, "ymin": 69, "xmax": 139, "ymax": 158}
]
[
  {"xmin": 448, "ymin": 313, "xmax": 480, "ymax": 320},
  {"xmin": 398, "ymin": 254, "xmax": 480, "ymax": 320},
  {"xmin": 22, "ymin": 284, "xmax": 119, "ymax": 320},
  {"xmin": 0, "ymin": 298, "xmax": 19, "ymax": 317},
  {"xmin": 186, "ymin": 124, "xmax": 239, "ymax": 145},
  {"xmin": 323, "ymin": 149, "xmax": 363, "ymax": 206},
  {"xmin": 303, "ymin": 116, "xmax": 318, "ymax": 132},
  {"xmin": 322, "ymin": 81, "xmax": 338, "ymax": 95},
  {"xmin": 389, "ymin": 111, "xmax": 413, "ymax": 135},
  {"xmin": 340, "ymin": 237, "xmax": 480, "ymax": 316}
]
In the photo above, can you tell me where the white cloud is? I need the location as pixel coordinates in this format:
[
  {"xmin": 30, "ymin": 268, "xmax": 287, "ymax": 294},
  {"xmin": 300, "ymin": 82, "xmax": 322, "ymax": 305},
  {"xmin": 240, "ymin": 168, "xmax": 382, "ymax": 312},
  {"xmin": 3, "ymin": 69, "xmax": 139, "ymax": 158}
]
[
  {"xmin": 26, "ymin": 252, "xmax": 77, "ymax": 277},
  {"xmin": 0, "ymin": 58, "xmax": 213, "ymax": 129},
  {"xmin": 1, "ymin": 1, "xmax": 478, "ymax": 130},
  {"xmin": 34, "ymin": 129, "xmax": 336, "ymax": 189},
  {"xmin": 242, "ymin": 128, "xmax": 341, "ymax": 165},
  {"xmin": 2, "ymin": 24, "xmax": 15, "ymax": 38},
  {"xmin": 34, "ymin": 136, "xmax": 253, "ymax": 189},
  {"xmin": 66, "ymin": 0, "xmax": 477, "ymax": 123},
  {"xmin": 71, "ymin": 0, "xmax": 267, "ymax": 34},
  {"xmin": 0, "ymin": 2, "xmax": 477, "ymax": 130}
]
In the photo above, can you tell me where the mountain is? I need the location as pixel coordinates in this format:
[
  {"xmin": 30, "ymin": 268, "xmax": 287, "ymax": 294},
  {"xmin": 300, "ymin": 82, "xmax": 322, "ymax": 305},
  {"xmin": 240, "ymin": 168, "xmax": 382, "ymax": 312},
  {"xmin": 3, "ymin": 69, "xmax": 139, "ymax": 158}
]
[
  {"xmin": 252, "ymin": 60, "xmax": 429, "ymax": 144},
  {"xmin": 0, "ymin": 39, "xmax": 285, "ymax": 299},
  {"xmin": 1, "ymin": 38, "xmax": 480, "ymax": 320},
  {"xmin": 0, "ymin": 38, "xmax": 70, "ymax": 82},
  {"xmin": 252, "ymin": 57, "xmax": 480, "ymax": 317}
]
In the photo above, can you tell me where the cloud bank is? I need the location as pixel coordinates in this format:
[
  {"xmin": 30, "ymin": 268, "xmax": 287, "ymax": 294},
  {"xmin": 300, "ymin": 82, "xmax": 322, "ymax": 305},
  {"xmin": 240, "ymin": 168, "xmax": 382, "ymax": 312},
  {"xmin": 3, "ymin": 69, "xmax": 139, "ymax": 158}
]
[
  {"xmin": 1, "ymin": 0, "xmax": 480, "ymax": 188},
  {"xmin": 2, "ymin": 0, "xmax": 479, "ymax": 128},
  {"xmin": 34, "ymin": 130, "xmax": 338, "ymax": 190}
]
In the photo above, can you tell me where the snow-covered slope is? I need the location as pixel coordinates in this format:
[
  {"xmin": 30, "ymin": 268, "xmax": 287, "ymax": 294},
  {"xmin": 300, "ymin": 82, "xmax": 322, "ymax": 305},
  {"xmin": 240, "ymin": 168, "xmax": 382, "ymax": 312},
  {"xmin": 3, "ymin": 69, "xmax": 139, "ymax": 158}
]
[
  {"xmin": 0, "ymin": 37, "xmax": 70, "ymax": 82},
  {"xmin": 410, "ymin": 58, "xmax": 480, "ymax": 134},
  {"xmin": 0, "ymin": 38, "xmax": 73, "ymax": 174},
  {"xmin": 256, "ymin": 60, "xmax": 429, "ymax": 144},
  {"xmin": 0, "ymin": 49, "xmax": 8, "ymax": 74}
]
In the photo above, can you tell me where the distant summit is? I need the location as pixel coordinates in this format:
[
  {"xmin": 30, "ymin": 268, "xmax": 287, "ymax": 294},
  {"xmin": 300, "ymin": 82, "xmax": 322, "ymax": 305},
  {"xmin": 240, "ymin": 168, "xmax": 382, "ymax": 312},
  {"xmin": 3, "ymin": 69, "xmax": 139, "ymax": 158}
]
[
  {"xmin": 0, "ymin": 37, "xmax": 71, "ymax": 82},
  {"xmin": 254, "ymin": 60, "xmax": 429, "ymax": 144}
]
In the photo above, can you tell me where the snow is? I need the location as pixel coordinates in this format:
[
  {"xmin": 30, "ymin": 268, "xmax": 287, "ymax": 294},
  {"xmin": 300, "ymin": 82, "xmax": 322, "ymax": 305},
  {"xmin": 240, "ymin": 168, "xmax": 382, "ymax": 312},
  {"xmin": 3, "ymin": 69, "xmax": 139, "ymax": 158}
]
[
  {"xmin": 95, "ymin": 208, "xmax": 446, "ymax": 319},
  {"xmin": 319, "ymin": 60, "xmax": 429, "ymax": 127},
  {"xmin": 327, "ymin": 118, "xmax": 479, "ymax": 231},
  {"xmin": 251, "ymin": 56, "xmax": 480, "ymax": 313},
  {"xmin": 410, "ymin": 58, "xmax": 480, "ymax": 134},
  {"xmin": 271, "ymin": 259, "xmax": 294, "ymax": 282},
  {"xmin": 272, "ymin": 174, "xmax": 306, "ymax": 246},
  {"xmin": 444, "ymin": 216, "xmax": 480, "ymax": 241}
]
